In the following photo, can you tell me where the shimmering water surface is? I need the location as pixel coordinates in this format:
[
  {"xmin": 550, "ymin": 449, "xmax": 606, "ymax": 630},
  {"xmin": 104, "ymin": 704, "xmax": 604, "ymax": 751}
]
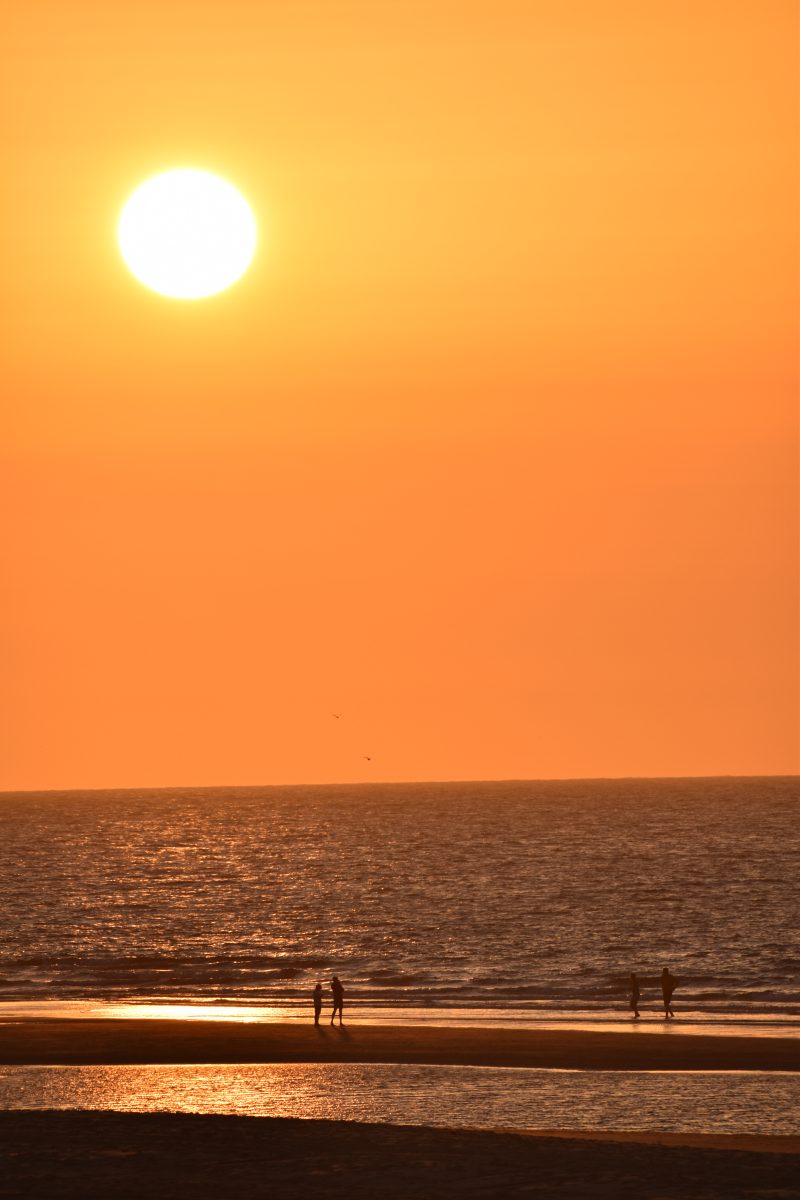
[
  {"xmin": 1, "ymin": 1063, "xmax": 798, "ymax": 1136},
  {"xmin": 0, "ymin": 778, "xmax": 797, "ymax": 1019}
]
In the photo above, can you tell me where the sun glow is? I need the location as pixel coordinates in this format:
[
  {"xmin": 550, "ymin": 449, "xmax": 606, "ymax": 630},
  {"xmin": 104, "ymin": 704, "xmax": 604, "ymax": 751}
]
[{"xmin": 118, "ymin": 169, "xmax": 257, "ymax": 300}]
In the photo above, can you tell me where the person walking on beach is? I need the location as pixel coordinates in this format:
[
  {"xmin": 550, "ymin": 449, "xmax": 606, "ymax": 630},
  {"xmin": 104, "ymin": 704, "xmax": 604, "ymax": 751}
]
[
  {"xmin": 330, "ymin": 975, "xmax": 344, "ymax": 1025},
  {"xmin": 628, "ymin": 972, "xmax": 641, "ymax": 1020},
  {"xmin": 313, "ymin": 982, "xmax": 323, "ymax": 1026},
  {"xmin": 661, "ymin": 967, "xmax": 678, "ymax": 1019}
]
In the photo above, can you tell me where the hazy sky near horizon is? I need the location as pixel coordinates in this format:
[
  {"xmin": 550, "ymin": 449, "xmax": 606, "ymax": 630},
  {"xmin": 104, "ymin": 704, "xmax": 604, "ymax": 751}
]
[{"xmin": 3, "ymin": 1, "xmax": 798, "ymax": 789}]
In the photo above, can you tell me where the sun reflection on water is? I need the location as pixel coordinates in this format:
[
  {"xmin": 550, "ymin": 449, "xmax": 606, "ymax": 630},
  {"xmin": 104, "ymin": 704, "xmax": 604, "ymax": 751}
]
[{"xmin": 0, "ymin": 1063, "xmax": 797, "ymax": 1137}]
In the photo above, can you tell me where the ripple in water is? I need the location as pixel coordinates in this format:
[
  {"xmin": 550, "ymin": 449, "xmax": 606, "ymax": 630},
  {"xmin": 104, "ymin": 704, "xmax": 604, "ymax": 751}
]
[
  {"xmin": 0, "ymin": 778, "xmax": 797, "ymax": 1015},
  {"xmin": 0, "ymin": 1064, "xmax": 798, "ymax": 1137}
]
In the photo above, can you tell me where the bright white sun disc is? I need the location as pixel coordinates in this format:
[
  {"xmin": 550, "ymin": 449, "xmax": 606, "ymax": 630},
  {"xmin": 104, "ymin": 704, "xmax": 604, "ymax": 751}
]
[{"xmin": 118, "ymin": 169, "xmax": 257, "ymax": 299}]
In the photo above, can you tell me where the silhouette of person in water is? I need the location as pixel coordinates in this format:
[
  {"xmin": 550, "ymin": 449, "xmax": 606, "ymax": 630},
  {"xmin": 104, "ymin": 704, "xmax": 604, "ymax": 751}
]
[
  {"xmin": 330, "ymin": 975, "xmax": 344, "ymax": 1025},
  {"xmin": 629, "ymin": 972, "xmax": 641, "ymax": 1020},
  {"xmin": 661, "ymin": 967, "xmax": 678, "ymax": 1018},
  {"xmin": 313, "ymin": 982, "xmax": 323, "ymax": 1026}
]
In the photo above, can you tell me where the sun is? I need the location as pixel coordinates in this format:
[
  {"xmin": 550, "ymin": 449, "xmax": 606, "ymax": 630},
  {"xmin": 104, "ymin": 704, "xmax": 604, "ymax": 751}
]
[{"xmin": 118, "ymin": 169, "xmax": 257, "ymax": 300}]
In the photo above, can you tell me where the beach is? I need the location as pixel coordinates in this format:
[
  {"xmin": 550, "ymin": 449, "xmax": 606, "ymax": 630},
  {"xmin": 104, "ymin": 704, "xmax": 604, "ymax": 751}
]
[
  {"xmin": 1, "ymin": 786, "xmax": 796, "ymax": 1195},
  {"xmin": 3, "ymin": 1017, "xmax": 798, "ymax": 1195},
  {"xmin": 1, "ymin": 1111, "xmax": 798, "ymax": 1199},
  {"xmin": 1, "ymin": 1018, "xmax": 798, "ymax": 1071}
]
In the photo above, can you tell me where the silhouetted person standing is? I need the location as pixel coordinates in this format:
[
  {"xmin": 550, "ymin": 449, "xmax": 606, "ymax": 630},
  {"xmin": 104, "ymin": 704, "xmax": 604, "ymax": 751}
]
[
  {"xmin": 313, "ymin": 982, "xmax": 323, "ymax": 1026},
  {"xmin": 330, "ymin": 975, "xmax": 344, "ymax": 1025},
  {"xmin": 629, "ymin": 972, "xmax": 641, "ymax": 1020},
  {"xmin": 661, "ymin": 967, "xmax": 678, "ymax": 1018}
]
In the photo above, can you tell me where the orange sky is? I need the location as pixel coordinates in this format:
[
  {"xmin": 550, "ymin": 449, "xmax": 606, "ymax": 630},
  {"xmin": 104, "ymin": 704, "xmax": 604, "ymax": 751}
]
[{"xmin": 3, "ymin": 1, "xmax": 798, "ymax": 789}]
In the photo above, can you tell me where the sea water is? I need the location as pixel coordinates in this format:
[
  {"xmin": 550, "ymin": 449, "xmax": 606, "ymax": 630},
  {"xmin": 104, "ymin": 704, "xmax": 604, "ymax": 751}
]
[
  {"xmin": 1, "ymin": 1064, "xmax": 799, "ymax": 1137},
  {"xmin": 0, "ymin": 777, "xmax": 797, "ymax": 1022}
]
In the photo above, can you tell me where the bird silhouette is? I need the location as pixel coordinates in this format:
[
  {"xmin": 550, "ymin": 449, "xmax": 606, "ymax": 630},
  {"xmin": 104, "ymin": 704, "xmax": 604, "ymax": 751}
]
[
  {"xmin": 332, "ymin": 713, "xmax": 341, "ymax": 719},
  {"xmin": 363, "ymin": 756, "xmax": 372, "ymax": 762}
]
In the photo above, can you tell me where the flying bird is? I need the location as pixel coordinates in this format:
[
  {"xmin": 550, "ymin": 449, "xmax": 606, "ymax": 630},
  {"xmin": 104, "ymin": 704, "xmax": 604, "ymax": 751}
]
[
  {"xmin": 332, "ymin": 714, "xmax": 341, "ymax": 719},
  {"xmin": 363, "ymin": 756, "xmax": 372, "ymax": 762}
]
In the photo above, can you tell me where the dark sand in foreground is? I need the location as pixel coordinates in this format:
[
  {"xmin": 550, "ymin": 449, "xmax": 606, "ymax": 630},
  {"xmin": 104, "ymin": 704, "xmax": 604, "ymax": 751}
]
[
  {"xmin": 1, "ymin": 1019, "xmax": 798, "ymax": 1071},
  {"xmin": 0, "ymin": 1112, "xmax": 797, "ymax": 1199}
]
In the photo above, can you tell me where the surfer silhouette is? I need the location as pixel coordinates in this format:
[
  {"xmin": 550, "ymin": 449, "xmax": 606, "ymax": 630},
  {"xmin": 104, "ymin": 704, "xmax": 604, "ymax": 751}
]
[
  {"xmin": 330, "ymin": 975, "xmax": 345, "ymax": 1025},
  {"xmin": 629, "ymin": 972, "xmax": 641, "ymax": 1020},
  {"xmin": 661, "ymin": 967, "xmax": 678, "ymax": 1018}
]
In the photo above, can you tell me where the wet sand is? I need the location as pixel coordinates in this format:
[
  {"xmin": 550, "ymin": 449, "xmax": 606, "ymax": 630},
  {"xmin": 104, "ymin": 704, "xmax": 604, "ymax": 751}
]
[
  {"xmin": 0, "ymin": 1112, "xmax": 797, "ymax": 1199},
  {"xmin": 0, "ymin": 1018, "xmax": 798, "ymax": 1070}
]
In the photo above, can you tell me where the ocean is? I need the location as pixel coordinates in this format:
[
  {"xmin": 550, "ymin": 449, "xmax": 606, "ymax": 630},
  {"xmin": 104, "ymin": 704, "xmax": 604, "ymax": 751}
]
[{"xmin": 0, "ymin": 777, "xmax": 797, "ymax": 1023}]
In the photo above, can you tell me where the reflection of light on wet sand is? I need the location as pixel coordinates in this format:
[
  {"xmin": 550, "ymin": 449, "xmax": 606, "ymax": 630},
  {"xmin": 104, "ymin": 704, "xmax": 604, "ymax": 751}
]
[
  {"xmin": 0, "ymin": 1001, "xmax": 797, "ymax": 1038},
  {"xmin": 0, "ymin": 1001, "xmax": 297, "ymax": 1024},
  {"xmin": 100, "ymin": 1003, "xmax": 280, "ymax": 1023},
  {"xmin": 0, "ymin": 1063, "xmax": 798, "ymax": 1137}
]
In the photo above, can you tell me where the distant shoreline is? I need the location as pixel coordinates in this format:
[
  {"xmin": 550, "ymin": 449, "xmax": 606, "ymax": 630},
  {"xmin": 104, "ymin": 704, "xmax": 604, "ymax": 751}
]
[{"xmin": 1, "ymin": 1019, "xmax": 798, "ymax": 1072}]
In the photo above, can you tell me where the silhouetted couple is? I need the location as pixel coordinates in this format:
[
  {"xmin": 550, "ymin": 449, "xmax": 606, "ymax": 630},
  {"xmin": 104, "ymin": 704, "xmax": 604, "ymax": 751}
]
[
  {"xmin": 312, "ymin": 976, "xmax": 345, "ymax": 1025},
  {"xmin": 628, "ymin": 968, "xmax": 679, "ymax": 1019}
]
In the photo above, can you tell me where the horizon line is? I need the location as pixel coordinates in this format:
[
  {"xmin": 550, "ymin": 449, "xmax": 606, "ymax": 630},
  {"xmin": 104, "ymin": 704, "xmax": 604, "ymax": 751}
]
[{"xmin": 1, "ymin": 772, "xmax": 797, "ymax": 797}]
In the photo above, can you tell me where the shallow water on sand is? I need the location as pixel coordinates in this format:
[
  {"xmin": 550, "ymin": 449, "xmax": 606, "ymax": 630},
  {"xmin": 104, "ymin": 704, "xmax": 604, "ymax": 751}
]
[
  {"xmin": 1, "ymin": 1000, "xmax": 798, "ymax": 1037},
  {"xmin": 1, "ymin": 1062, "xmax": 798, "ymax": 1137}
]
